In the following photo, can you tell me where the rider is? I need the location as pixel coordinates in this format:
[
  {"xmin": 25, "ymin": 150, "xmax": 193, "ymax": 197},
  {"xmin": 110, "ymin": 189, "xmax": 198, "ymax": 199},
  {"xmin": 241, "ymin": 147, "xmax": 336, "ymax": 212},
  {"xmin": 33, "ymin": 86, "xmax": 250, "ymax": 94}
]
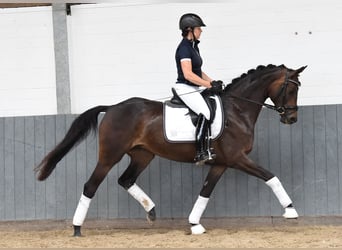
[{"xmin": 174, "ymin": 13, "xmax": 224, "ymax": 165}]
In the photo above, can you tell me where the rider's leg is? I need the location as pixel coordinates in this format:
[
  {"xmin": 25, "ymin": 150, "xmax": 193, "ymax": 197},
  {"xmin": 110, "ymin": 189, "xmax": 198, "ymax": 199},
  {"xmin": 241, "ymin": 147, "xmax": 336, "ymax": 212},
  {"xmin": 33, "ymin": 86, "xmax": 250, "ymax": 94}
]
[
  {"xmin": 173, "ymin": 84, "xmax": 211, "ymax": 119},
  {"xmin": 173, "ymin": 84, "xmax": 214, "ymax": 164},
  {"xmin": 194, "ymin": 114, "xmax": 214, "ymax": 165}
]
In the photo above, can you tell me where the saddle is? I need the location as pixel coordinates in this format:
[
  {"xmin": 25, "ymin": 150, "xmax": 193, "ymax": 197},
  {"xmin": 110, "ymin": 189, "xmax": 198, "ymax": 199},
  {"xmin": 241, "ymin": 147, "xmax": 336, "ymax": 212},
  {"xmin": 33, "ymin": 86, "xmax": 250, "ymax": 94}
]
[
  {"xmin": 163, "ymin": 88, "xmax": 224, "ymax": 143},
  {"xmin": 167, "ymin": 88, "xmax": 217, "ymax": 126}
]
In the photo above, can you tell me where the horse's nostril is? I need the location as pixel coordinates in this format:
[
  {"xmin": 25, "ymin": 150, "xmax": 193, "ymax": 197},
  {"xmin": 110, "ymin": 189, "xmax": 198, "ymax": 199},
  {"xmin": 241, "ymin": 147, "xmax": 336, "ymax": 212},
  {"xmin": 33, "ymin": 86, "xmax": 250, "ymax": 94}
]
[{"xmin": 290, "ymin": 117, "xmax": 297, "ymax": 123}]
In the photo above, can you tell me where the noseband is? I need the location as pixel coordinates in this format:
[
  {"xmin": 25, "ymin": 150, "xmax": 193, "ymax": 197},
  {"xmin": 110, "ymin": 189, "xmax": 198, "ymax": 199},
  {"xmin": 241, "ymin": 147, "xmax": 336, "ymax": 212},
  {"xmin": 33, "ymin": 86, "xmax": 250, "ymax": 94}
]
[{"xmin": 272, "ymin": 71, "xmax": 301, "ymax": 115}]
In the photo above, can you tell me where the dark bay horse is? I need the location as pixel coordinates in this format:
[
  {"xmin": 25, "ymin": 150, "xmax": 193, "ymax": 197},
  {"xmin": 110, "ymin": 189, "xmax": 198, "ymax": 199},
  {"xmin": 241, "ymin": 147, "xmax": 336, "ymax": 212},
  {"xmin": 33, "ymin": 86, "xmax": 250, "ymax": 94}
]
[{"xmin": 35, "ymin": 64, "xmax": 306, "ymax": 235}]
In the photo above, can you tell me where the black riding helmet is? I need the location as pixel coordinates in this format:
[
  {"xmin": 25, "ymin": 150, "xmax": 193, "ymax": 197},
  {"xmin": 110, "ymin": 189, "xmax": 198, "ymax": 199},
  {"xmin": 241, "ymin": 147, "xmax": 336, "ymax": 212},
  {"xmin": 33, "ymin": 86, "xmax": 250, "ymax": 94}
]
[{"xmin": 179, "ymin": 13, "xmax": 206, "ymax": 31}]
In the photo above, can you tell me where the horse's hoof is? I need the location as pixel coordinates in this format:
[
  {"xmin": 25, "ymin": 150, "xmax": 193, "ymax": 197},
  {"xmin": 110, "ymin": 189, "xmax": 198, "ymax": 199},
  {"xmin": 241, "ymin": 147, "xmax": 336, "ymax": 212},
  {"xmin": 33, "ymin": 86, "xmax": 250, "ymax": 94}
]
[
  {"xmin": 146, "ymin": 207, "xmax": 156, "ymax": 223},
  {"xmin": 283, "ymin": 207, "xmax": 298, "ymax": 219},
  {"xmin": 190, "ymin": 224, "xmax": 206, "ymax": 235},
  {"xmin": 73, "ymin": 225, "xmax": 82, "ymax": 237}
]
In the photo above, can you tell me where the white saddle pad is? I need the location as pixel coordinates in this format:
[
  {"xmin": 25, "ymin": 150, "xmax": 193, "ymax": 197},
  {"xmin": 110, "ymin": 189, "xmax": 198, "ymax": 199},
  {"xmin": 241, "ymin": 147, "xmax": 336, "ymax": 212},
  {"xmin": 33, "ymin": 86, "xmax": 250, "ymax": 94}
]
[{"xmin": 163, "ymin": 95, "xmax": 224, "ymax": 143}]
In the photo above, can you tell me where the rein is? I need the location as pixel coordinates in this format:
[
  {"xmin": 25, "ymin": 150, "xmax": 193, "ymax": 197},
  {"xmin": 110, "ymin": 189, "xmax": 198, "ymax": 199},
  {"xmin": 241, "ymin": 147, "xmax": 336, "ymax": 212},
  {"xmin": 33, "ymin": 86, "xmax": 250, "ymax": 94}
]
[
  {"xmin": 226, "ymin": 71, "xmax": 301, "ymax": 115},
  {"xmin": 226, "ymin": 94, "xmax": 287, "ymax": 113},
  {"xmin": 125, "ymin": 70, "xmax": 300, "ymax": 116}
]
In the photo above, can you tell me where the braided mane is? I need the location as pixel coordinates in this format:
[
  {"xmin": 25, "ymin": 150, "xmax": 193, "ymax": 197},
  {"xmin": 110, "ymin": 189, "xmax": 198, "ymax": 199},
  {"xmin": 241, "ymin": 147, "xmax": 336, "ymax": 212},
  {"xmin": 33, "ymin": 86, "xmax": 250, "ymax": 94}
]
[{"xmin": 225, "ymin": 64, "xmax": 284, "ymax": 91}]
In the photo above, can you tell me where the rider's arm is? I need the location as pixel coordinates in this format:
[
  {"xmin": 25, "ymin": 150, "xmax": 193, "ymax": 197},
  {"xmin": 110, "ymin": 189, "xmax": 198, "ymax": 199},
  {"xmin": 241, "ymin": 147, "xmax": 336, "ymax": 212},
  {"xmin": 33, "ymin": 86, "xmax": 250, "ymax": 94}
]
[
  {"xmin": 181, "ymin": 60, "xmax": 212, "ymax": 88},
  {"xmin": 201, "ymin": 71, "xmax": 213, "ymax": 83}
]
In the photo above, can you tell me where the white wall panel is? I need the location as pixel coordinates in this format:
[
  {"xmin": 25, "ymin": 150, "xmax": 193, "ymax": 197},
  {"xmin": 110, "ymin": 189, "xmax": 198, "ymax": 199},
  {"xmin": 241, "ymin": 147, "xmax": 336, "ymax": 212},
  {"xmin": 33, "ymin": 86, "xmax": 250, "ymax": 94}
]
[
  {"xmin": 68, "ymin": 1, "xmax": 342, "ymax": 113},
  {"xmin": 1, "ymin": 1, "xmax": 341, "ymax": 116},
  {"xmin": 0, "ymin": 7, "xmax": 57, "ymax": 117}
]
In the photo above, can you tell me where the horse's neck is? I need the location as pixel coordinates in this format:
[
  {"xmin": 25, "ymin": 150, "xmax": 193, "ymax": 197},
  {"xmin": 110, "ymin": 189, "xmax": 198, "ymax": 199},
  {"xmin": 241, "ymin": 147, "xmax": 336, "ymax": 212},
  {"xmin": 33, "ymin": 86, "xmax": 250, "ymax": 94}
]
[{"xmin": 224, "ymin": 79, "xmax": 271, "ymax": 125}]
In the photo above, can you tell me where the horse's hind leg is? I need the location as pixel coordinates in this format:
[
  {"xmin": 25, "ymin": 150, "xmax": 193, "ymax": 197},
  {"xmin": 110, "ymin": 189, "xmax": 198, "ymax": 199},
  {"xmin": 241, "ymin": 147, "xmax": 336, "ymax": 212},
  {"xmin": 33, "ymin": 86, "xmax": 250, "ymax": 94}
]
[
  {"xmin": 72, "ymin": 148, "xmax": 126, "ymax": 237},
  {"xmin": 118, "ymin": 148, "xmax": 156, "ymax": 222}
]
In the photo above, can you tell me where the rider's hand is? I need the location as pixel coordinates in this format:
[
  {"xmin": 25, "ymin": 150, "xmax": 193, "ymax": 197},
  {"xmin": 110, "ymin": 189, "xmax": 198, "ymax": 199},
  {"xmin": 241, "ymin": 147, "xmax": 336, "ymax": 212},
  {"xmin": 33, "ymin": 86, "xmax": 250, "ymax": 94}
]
[{"xmin": 210, "ymin": 80, "xmax": 224, "ymax": 94}]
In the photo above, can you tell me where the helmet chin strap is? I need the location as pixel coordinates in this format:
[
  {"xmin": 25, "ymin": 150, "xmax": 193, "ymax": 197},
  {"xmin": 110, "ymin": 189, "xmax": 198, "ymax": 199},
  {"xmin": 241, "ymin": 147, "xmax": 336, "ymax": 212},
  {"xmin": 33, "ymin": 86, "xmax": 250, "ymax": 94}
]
[
  {"xmin": 189, "ymin": 28, "xmax": 198, "ymax": 46},
  {"xmin": 192, "ymin": 29, "xmax": 197, "ymax": 41},
  {"xmin": 185, "ymin": 27, "xmax": 198, "ymax": 45}
]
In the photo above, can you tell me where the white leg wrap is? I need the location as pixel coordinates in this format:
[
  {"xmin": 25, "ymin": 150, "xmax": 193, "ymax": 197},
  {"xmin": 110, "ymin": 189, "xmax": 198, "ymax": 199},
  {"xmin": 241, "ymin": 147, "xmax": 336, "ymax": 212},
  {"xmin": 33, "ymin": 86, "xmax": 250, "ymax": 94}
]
[
  {"xmin": 266, "ymin": 176, "xmax": 292, "ymax": 208},
  {"xmin": 73, "ymin": 194, "xmax": 92, "ymax": 226},
  {"xmin": 189, "ymin": 196, "xmax": 209, "ymax": 224},
  {"xmin": 283, "ymin": 207, "xmax": 299, "ymax": 218},
  {"xmin": 127, "ymin": 183, "xmax": 155, "ymax": 212},
  {"xmin": 191, "ymin": 224, "xmax": 206, "ymax": 235}
]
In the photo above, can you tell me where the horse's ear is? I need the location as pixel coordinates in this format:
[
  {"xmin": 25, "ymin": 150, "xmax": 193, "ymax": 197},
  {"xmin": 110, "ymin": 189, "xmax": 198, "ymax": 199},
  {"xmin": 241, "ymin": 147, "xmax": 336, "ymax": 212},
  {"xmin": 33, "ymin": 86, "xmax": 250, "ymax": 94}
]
[{"xmin": 296, "ymin": 65, "xmax": 307, "ymax": 74}]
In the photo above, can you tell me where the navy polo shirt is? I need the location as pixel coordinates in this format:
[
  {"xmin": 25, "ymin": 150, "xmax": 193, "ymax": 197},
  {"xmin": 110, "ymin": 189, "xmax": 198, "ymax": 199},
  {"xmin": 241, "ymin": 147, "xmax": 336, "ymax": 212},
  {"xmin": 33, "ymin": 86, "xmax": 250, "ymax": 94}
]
[{"xmin": 175, "ymin": 38, "xmax": 203, "ymax": 86}]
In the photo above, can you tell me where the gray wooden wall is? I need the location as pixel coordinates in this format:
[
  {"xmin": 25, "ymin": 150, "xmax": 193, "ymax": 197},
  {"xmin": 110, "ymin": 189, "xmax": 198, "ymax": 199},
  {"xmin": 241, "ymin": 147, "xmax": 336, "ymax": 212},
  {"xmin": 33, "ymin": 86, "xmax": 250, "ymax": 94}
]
[{"xmin": 1, "ymin": 104, "xmax": 342, "ymax": 221}]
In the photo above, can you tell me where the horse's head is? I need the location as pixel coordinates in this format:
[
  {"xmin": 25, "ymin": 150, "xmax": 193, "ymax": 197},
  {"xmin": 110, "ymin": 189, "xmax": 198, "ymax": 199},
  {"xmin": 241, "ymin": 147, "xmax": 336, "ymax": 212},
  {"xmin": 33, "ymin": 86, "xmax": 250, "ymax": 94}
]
[{"xmin": 268, "ymin": 65, "xmax": 307, "ymax": 124}]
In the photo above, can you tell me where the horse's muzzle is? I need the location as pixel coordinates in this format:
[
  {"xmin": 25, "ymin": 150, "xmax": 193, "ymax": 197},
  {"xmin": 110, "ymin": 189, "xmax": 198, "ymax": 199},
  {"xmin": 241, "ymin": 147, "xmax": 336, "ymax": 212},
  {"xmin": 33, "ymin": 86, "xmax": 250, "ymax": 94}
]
[{"xmin": 280, "ymin": 114, "xmax": 297, "ymax": 124}]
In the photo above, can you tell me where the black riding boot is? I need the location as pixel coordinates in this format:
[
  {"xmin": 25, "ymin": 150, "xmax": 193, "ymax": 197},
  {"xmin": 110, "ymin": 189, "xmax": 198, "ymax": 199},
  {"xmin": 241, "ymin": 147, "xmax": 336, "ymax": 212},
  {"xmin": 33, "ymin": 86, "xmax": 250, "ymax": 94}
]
[{"xmin": 194, "ymin": 114, "xmax": 216, "ymax": 165}]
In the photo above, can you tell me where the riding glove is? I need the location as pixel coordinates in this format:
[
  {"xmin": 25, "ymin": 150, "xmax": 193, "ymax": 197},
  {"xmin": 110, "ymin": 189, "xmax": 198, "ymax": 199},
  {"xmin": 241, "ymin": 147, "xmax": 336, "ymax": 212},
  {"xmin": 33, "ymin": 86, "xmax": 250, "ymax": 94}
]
[{"xmin": 210, "ymin": 80, "xmax": 224, "ymax": 94}]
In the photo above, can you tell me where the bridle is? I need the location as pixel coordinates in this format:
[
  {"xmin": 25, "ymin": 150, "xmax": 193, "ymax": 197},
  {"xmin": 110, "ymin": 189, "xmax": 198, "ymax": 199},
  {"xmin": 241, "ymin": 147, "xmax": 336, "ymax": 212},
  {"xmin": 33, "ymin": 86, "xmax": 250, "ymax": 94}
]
[
  {"xmin": 270, "ymin": 70, "xmax": 301, "ymax": 115},
  {"xmin": 228, "ymin": 70, "xmax": 301, "ymax": 115}
]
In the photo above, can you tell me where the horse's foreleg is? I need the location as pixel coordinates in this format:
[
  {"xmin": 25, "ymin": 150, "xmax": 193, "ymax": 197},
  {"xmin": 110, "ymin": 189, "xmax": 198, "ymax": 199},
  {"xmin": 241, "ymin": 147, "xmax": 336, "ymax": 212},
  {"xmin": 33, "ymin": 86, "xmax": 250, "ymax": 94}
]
[
  {"xmin": 235, "ymin": 155, "xmax": 298, "ymax": 219},
  {"xmin": 189, "ymin": 165, "xmax": 227, "ymax": 234},
  {"xmin": 265, "ymin": 176, "xmax": 298, "ymax": 218},
  {"xmin": 118, "ymin": 149, "xmax": 156, "ymax": 222}
]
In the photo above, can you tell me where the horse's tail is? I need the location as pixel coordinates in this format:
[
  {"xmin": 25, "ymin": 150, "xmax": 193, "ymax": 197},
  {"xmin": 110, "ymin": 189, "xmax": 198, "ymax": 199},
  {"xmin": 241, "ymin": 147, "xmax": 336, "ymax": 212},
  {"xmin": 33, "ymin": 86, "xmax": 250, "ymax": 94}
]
[{"xmin": 35, "ymin": 105, "xmax": 110, "ymax": 181}]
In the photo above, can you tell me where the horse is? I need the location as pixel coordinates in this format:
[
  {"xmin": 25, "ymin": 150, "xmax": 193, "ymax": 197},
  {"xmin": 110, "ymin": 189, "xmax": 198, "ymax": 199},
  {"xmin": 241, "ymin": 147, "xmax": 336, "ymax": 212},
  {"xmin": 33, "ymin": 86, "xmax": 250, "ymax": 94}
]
[{"xmin": 35, "ymin": 64, "xmax": 307, "ymax": 236}]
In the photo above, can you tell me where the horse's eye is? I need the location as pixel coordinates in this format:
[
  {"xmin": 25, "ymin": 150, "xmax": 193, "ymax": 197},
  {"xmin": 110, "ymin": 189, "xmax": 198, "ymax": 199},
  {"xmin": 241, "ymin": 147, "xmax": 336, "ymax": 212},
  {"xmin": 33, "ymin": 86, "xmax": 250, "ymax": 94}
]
[{"xmin": 288, "ymin": 89, "xmax": 296, "ymax": 95}]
